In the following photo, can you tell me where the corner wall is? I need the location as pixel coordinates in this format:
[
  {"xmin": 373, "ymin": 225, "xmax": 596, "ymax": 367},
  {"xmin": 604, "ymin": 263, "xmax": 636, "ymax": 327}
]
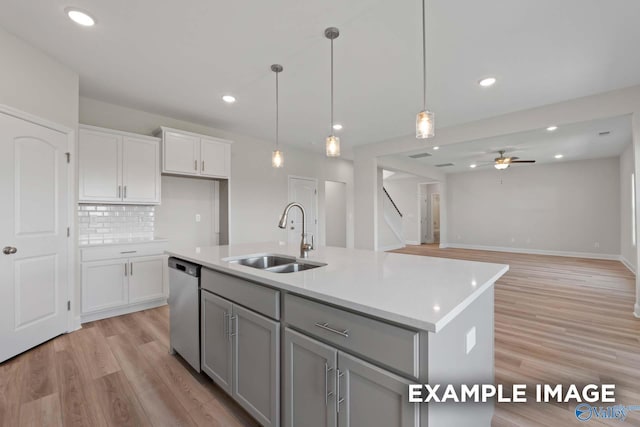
[{"xmin": 620, "ymin": 143, "xmax": 637, "ymax": 272}]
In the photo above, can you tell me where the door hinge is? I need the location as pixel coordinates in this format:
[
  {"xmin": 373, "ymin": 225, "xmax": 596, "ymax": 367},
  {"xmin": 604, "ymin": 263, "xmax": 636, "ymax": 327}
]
[
  {"xmin": 67, "ymin": 227, "xmax": 70, "ymax": 237},
  {"xmin": 67, "ymin": 300, "xmax": 71, "ymax": 311},
  {"xmin": 65, "ymin": 152, "xmax": 70, "ymax": 163}
]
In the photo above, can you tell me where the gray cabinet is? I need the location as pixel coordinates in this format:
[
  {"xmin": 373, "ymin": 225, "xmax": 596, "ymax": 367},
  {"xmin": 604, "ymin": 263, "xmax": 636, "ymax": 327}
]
[
  {"xmin": 337, "ymin": 352, "xmax": 419, "ymax": 427},
  {"xmin": 284, "ymin": 328, "xmax": 337, "ymax": 427},
  {"xmin": 201, "ymin": 289, "xmax": 280, "ymax": 427},
  {"xmin": 233, "ymin": 304, "xmax": 280, "ymax": 427},
  {"xmin": 284, "ymin": 329, "xmax": 418, "ymax": 427},
  {"xmin": 201, "ymin": 290, "xmax": 233, "ymax": 394}
]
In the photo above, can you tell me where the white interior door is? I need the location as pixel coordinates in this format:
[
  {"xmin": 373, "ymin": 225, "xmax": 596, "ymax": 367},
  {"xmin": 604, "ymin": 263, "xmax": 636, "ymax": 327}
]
[
  {"xmin": 432, "ymin": 193, "xmax": 440, "ymax": 244},
  {"xmin": 0, "ymin": 112, "xmax": 69, "ymax": 362},
  {"xmin": 288, "ymin": 177, "xmax": 318, "ymax": 244}
]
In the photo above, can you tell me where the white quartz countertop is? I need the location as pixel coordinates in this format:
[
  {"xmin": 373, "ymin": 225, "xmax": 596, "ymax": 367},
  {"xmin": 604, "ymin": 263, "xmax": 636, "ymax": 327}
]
[{"xmin": 166, "ymin": 242, "xmax": 508, "ymax": 333}]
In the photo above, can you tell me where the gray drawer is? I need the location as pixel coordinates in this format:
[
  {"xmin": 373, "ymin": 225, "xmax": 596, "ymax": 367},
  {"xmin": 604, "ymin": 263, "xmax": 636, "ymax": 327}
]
[
  {"xmin": 201, "ymin": 268, "xmax": 280, "ymax": 320},
  {"xmin": 284, "ymin": 294, "xmax": 420, "ymax": 378}
]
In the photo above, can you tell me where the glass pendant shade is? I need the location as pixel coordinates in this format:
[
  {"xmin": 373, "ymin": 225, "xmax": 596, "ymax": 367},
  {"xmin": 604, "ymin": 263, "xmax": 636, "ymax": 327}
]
[
  {"xmin": 326, "ymin": 135, "xmax": 340, "ymax": 157},
  {"xmin": 494, "ymin": 163, "xmax": 509, "ymax": 170},
  {"xmin": 416, "ymin": 110, "xmax": 435, "ymax": 139},
  {"xmin": 272, "ymin": 150, "xmax": 283, "ymax": 168}
]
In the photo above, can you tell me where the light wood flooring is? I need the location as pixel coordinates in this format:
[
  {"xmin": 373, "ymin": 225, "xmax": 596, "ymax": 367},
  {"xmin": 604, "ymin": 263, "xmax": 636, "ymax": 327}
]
[
  {"xmin": 1, "ymin": 246, "xmax": 638, "ymax": 426},
  {"xmin": 0, "ymin": 305, "xmax": 259, "ymax": 427},
  {"xmin": 393, "ymin": 245, "xmax": 640, "ymax": 427}
]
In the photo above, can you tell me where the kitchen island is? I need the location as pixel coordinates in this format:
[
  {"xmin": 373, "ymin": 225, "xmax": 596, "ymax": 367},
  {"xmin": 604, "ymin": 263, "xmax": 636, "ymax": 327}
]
[{"xmin": 167, "ymin": 242, "xmax": 509, "ymax": 427}]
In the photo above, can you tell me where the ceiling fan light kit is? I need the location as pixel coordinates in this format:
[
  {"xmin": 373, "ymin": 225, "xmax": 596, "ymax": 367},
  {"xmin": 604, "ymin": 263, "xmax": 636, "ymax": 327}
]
[{"xmin": 492, "ymin": 150, "xmax": 536, "ymax": 170}]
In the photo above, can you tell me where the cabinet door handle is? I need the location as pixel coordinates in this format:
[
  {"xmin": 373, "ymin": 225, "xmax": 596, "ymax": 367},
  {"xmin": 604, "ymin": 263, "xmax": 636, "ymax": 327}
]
[
  {"xmin": 124, "ymin": 263, "xmax": 128, "ymax": 277},
  {"xmin": 194, "ymin": 160, "xmax": 198, "ymax": 171},
  {"xmin": 229, "ymin": 315, "xmax": 238, "ymax": 340},
  {"xmin": 223, "ymin": 312, "xmax": 229, "ymax": 338},
  {"xmin": 124, "ymin": 185, "xmax": 127, "ymax": 199},
  {"xmin": 202, "ymin": 160, "xmax": 205, "ymax": 171},
  {"xmin": 337, "ymin": 370, "xmax": 345, "ymax": 412},
  {"xmin": 325, "ymin": 363, "xmax": 334, "ymax": 406},
  {"xmin": 315, "ymin": 322, "xmax": 349, "ymax": 338},
  {"xmin": 130, "ymin": 262, "xmax": 133, "ymax": 276},
  {"xmin": 118, "ymin": 185, "xmax": 122, "ymax": 198}
]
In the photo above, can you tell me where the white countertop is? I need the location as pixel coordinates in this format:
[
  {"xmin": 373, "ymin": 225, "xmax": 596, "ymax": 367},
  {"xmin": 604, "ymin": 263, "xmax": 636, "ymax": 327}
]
[
  {"xmin": 79, "ymin": 237, "xmax": 168, "ymax": 247},
  {"xmin": 167, "ymin": 242, "xmax": 508, "ymax": 333}
]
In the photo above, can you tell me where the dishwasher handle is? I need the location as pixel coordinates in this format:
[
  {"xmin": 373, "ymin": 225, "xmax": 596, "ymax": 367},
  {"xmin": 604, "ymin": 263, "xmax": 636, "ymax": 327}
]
[{"xmin": 168, "ymin": 257, "xmax": 201, "ymax": 278}]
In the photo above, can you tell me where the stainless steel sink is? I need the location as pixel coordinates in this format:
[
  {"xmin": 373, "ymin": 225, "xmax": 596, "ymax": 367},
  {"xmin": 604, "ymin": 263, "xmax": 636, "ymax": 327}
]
[
  {"xmin": 225, "ymin": 254, "xmax": 326, "ymax": 273},
  {"xmin": 228, "ymin": 255, "xmax": 296, "ymax": 269},
  {"xmin": 264, "ymin": 262, "xmax": 324, "ymax": 273}
]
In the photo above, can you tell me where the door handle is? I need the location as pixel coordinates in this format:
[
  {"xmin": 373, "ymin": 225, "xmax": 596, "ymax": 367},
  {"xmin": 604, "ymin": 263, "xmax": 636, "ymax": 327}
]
[{"xmin": 2, "ymin": 246, "xmax": 17, "ymax": 255}]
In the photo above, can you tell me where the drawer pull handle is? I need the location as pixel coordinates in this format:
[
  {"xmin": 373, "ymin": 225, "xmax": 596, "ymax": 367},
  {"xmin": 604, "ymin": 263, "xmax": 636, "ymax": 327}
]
[
  {"xmin": 315, "ymin": 322, "xmax": 349, "ymax": 338},
  {"xmin": 120, "ymin": 251, "xmax": 137, "ymax": 254}
]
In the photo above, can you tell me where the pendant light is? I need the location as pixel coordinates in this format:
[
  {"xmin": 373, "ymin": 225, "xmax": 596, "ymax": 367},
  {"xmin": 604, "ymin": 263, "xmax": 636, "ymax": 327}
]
[
  {"xmin": 416, "ymin": 0, "xmax": 435, "ymax": 139},
  {"xmin": 271, "ymin": 64, "xmax": 284, "ymax": 168},
  {"xmin": 325, "ymin": 27, "xmax": 341, "ymax": 157}
]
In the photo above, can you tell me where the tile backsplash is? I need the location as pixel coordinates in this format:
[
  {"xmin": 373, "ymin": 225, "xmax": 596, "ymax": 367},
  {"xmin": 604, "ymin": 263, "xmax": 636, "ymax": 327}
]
[{"xmin": 78, "ymin": 204, "xmax": 155, "ymax": 245}]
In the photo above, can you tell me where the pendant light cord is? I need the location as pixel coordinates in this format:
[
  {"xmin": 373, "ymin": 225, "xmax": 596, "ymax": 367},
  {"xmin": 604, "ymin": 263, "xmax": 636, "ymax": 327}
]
[
  {"xmin": 275, "ymin": 70, "xmax": 279, "ymax": 148},
  {"xmin": 330, "ymin": 37, "xmax": 334, "ymax": 135},
  {"xmin": 422, "ymin": 0, "xmax": 427, "ymax": 110}
]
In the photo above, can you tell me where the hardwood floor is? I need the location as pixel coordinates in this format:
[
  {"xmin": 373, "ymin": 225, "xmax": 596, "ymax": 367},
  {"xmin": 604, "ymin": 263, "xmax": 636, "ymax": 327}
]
[
  {"xmin": 1, "ymin": 246, "xmax": 638, "ymax": 426},
  {"xmin": 393, "ymin": 244, "xmax": 640, "ymax": 427},
  {"xmin": 0, "ymin": 306, "xmax": 259, "ymax": 427}
]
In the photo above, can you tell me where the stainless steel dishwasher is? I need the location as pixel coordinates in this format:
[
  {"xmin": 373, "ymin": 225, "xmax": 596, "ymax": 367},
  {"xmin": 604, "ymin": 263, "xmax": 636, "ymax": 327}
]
[{"xmin": 168, "ymin": 257, "xmax": 201, "ymax": 372}]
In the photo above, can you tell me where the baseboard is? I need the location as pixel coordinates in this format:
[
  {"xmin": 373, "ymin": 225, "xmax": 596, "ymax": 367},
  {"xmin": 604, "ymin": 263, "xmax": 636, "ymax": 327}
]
[
  {"xmin": 620, "ymin": 256, "xmax": 637, "ymax": 274},
  {"xmin": 71, "ymin": 316, "xmax": 82, "ymax": 332},
  {"xmin": 378, "ymin": 243, "xmax": 405, "ymax": 252},
  {"xmin": 80, "ymin": 299, "xmax": 167, "ymax": 323},
  {"xmin": 439, "ymin": 243, "xmax": 450, "ymax": 249},
  {"xmin": 405, "ymin": 240, "xmax": 420, "ymax": 246},
  {"xmin": 444, "ymin": 243, "xmax": 621, "ymax": 261}
]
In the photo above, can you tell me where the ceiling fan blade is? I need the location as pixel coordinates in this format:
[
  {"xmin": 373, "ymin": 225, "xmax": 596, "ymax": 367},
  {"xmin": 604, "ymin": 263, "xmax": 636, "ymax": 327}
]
[{"xmin": 511, "ymin": 160, "xmax": 536, "ymax": 163}]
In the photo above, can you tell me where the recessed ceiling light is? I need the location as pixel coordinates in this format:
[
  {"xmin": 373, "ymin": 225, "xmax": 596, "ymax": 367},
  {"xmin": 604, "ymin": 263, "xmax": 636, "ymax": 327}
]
[
  {"xmin": 470, "ymin": 164, "xmax": 477, "ymax": 168},
  {"xmin": 66, "ymin": 8, "xmax": 95, "ymax": 26},
  {"xmin": 333, "ymin": 123, "xmax": 343, "ymax": 131},
  {"xmin": 478, "ymin": 77, "xmax": 497, "ymax": 87},
  {"xmin": 554, "ymin": 154, "xmax": 563, "ymax": 159},
  {"xmin": 546, "ymin": 126, "xmax": 558, "ymax": 132},
  {"xmin": 433, "ymin": 146, "xmax": 440, "ymax": 150},
  {"xmin": 433, "ymin": 305, "xmax": 441, "ymax": 312},
  {"xmin": 222, "ymin": 95, "xmax": 236, "ymax": 103}
]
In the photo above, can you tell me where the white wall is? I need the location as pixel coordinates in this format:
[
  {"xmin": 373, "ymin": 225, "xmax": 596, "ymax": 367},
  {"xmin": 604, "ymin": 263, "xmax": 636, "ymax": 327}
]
[
  {"xmin": 446, "ymin": 157, "xmax": 621, "ymax": 257},
  {"xmin": 325, "ymin": 181, "xmax": 347, "ymax": 247},
  {"xmin": 0, "ymin": 26, "xmax": 78, "ymax": 129},
  {"xmin": 78, "ymin": 97, "xmax": 355, "ymax": 248},
  {"xmin": 620, "ymin": 144, "xmax": 637, "ymax": 271}
]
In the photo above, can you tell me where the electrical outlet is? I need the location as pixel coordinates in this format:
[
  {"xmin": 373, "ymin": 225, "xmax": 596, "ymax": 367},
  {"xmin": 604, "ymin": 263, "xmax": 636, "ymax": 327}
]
[
  {"xmin": 195, "ymin": 214, "xmax": 201, "ymax": 223},
  {"xmin": 466, "ymin": 327, "xmax": 476, "ymax": 355}
]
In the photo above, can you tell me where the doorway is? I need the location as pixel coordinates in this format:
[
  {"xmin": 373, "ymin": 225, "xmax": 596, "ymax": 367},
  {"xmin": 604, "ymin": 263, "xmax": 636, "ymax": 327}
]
[
  {"xmin": 325, "ymin": 181, "xmax": 347, "ymax": 247},
  {"xmin": 0, "ymin": 109, "xmax": 73, "ymax": 362},
  {"xmin": 419, "ymin": 183, "xmax": 441, "ymax": 245},
  {"xmin": 287, "ymin": 176, "xmax": 318, "ymax": 244}
]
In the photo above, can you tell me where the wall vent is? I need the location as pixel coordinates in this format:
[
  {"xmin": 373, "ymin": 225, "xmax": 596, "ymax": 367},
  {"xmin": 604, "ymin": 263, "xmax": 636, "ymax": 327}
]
[
  {"xmin": 435, "ymin": 163, "xmax": 455, "ymax": 167},
  {"xmin": 409, "ymin": 152, "xmax": 432, "ymax": 159}
]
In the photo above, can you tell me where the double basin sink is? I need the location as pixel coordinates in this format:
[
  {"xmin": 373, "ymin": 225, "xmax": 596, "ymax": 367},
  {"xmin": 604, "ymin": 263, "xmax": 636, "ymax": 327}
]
[{"xmin": 226, "ymin": 254, "xmax": 326, "ymax": 273}]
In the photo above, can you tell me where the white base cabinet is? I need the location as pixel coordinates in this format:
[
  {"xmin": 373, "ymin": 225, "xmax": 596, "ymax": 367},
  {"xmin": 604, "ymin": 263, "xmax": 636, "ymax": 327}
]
[
  {"xmin": 284, "ymin": 328, "xmax": 418, "ymax": 427},
  {"xmin": 201, "ymin": 289, "xmax": 280, "ymax": 427},
  {"xmin": 80, "ymin": 242, "xmax": 167, "ymax": 323}
]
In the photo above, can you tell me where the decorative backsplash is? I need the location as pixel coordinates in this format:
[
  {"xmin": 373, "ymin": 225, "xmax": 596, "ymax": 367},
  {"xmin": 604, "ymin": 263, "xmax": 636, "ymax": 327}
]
[{"xmin": 78, "ymin": 204, "xmax": 155, "ymax": 245}]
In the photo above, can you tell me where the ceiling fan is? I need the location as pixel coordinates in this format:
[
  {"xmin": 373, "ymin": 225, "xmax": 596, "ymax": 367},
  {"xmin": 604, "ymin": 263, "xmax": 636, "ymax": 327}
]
[{"xmin": 491, "ymin": 150, "xmax": 536, "ymax": 170}]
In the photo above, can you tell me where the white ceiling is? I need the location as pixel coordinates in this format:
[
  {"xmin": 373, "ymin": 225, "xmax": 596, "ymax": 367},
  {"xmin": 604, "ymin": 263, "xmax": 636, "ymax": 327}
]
[
  {"xmin": 2, "ymin": 1, "xmax": 640, "ymax": 156},
  {"xmin": 384, "ymin": 115, "xmax": 632, "ymax": 173}
]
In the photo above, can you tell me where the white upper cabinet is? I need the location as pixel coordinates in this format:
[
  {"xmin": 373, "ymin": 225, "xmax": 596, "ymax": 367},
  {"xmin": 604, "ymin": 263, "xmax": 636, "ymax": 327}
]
[
  {"xmin": 157, "ymin": 127, "xmax": 232, "ymax": 179},
  {"xmin": 163, "ymin": 131, "xmax": 200, "ymax": 176},
  {"xmin": 79, "ymin": 125, "xmax": 161, "ymax": 205},
  {"xmin": 78, "ymin": 128, "xmax": 122, "ymax": 202}
]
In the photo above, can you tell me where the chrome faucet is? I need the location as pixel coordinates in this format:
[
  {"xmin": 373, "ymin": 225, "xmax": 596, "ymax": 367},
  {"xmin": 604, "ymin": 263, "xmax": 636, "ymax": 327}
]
[{"xmin": 278, "ymin": 202, "xmax": 314, "ymax": 258}]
